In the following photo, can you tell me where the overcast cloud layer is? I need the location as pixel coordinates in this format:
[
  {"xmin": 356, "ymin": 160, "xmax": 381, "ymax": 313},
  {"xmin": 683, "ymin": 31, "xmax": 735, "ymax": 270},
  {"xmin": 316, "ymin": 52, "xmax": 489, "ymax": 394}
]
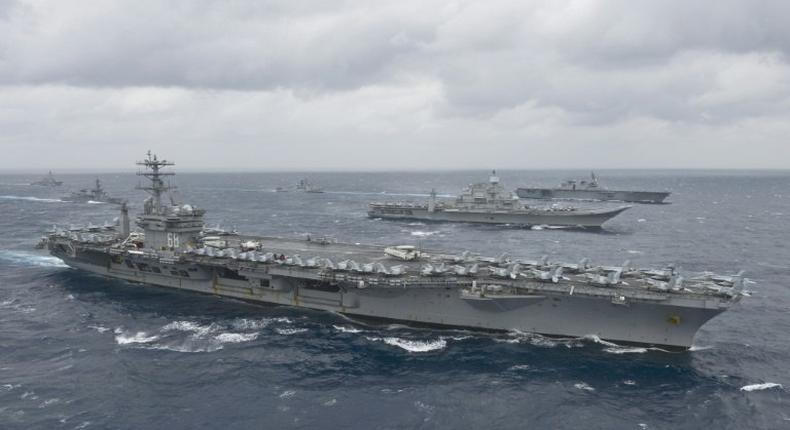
[{"xmin": 1, "ymin": 0, "xmax": 789, "ymax": 170}]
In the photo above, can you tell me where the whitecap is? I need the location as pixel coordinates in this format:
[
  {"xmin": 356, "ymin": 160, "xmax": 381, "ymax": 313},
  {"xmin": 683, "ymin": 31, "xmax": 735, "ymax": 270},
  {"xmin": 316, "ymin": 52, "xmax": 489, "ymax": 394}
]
[
  {"xmin": 623, "ymin": 380, "xmax": 637, "ymax": 386},
  {"xmin": 86, "ymin": 200, "xmax": 105, "ymax": 204},
  {"xmin": 115, "ymin": 331, "xmax": 159, "ymax": 345},
  {"xmin": 410, "ymin": 230, "xmax": 438, "ymax": 237},
  {"xmin": 332, "ymin": 325, "xmax": 362, "ymax": 334},
  {"xmin": 143, "ymin": 343, "xmax": 223, "ymax": 353},
  {"xmin": 215, "ymin": 332, "xmax": 259, "ymax": 343},
  {"xmin": 380, "ymin": 337, "xmax": 447, "ymax": 353},
  {"xmin": 0, "ymin": 195, "xmax": 64, "ymax": 203},
  {"xmin": 275, "ymin": 328, "xmax": 308, "ymax": 335},
  {"xmin": 637, "ymin": 218, "xmax": 647, "ymax": 223},
  {"xmin": 626, "ymin": 250, "xmax": 643, "ymax": 255},
  {"xmin": 509, "ymin": 364, "xmax": 531, "ymax": 371},
  {"xmin": 0, "ymin": 251, "xmax": 67, "ymax": 268},
  {"xmin": 161, "ymin": 320, "xmax": 219, "ymax": 338},
  {"xmin": 740, "ymin": 383, "xmax": 783, "ymax": 392},
  {"xmin": 231, "ymin": 318, "xmax": 273, "ymax": 330},
  {"xmin": 574, "ymin": 382, "xmax": 595, "ymax": 392},
  {"xmin": 87, "ymin": 325, "xmax": 110, "ymax": 333},
  {"xmin": 279, "ymin": 390, "xmax": 296, "ymax": 399},
  {"xmin": 323, "ymin": 398, "xmax": 337, "ymax": 407}
]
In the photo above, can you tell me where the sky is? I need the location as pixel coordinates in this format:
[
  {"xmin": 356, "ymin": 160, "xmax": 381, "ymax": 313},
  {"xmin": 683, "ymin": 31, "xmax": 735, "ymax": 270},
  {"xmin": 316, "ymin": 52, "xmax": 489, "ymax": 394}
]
[{"xmin": 0, "ymin": 0, "xmax": 789, "ymax": 171}]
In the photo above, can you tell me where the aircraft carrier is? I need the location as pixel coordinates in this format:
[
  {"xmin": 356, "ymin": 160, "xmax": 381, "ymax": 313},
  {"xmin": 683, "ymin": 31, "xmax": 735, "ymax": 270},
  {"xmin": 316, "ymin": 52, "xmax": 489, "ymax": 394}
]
[
  {"xmin": 42, "ymin": 153, "xmax": 746, "ymax": 348},
  {"xmin": 516, "ymin": 172, "xmax": 671, "ymax": 204},
  {"xmin": 368, "ymin": 171, "xmax": 630, "ymax": 228}
]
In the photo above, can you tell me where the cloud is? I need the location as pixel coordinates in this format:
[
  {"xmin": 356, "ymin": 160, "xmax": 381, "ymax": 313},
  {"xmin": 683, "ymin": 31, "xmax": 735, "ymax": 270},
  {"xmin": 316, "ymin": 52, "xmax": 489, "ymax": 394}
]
[{"xmin": 0, "ymin": 0, "xmax": 788, "ymax": 169}]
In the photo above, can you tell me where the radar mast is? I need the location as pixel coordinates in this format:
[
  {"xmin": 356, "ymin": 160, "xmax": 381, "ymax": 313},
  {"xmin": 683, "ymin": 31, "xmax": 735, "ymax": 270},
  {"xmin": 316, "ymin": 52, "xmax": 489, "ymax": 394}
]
[{"xmin": 136, "ymin": 150, "xmax": 176, "ymax": 214}]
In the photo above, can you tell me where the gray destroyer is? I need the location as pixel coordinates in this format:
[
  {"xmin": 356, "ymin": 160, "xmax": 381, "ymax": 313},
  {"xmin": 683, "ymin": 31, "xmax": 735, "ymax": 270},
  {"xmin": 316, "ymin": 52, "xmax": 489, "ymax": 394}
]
[
  {"xmin": 368, "ymin": 172, "xmax": 630, "ymax": 228},
  {"xmin": 31, "ymin": 171, "xmax": 62, "ymax": 186},
  {"xmin": 41, "ymin": 153, "xmax": 746, "ymax": 348},
  {"xmin": 516, "ymin": 172, "xmax": 671, "ymax": 204},
  {"xmin": 63, "ymin": 178, "xmax": 125, "ymax": 204}
]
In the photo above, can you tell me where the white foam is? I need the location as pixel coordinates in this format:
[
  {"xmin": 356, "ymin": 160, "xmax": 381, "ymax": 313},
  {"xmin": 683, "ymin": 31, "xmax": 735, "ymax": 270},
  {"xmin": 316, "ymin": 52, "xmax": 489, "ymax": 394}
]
[
  {"xmin": 161, "ymin": 320, "xmax": 219, "ymax": 337},
  {"xmin": 332, "ymin": 325, "xmax": 362, "ymax": 334},
  {"xmin": 275, "ymin": 328, "xmax": 308, "ymax": 335},
  {"xmin": 740, "ymin": 383, "xmax": 783, "ymax": 392},
  {"xmin": 623, "ymin": 380, "xmax": 637, "ymax": 386},
  {"xmin": 689, "ymin": 345, "xmax": 714, "ymax": 352},
  {"xmin": 231, "ymin": 318, "xmax": 273, "ymax": 330},
  {"xmin": 637, "ymin": 218, "xmax": 647, "ymax": 223},
  {"xmin": 509, "ymin": 364, "xmax": 531, "ymax": 371},
  {"xmin": 144, "ymin": 343, "xmax": 223, "ymax": 353},
  {"xmin": 215, "ymin": 332, "xmax": 259, "ymax": 343},
  {"xmin": 115, "ymin": 331, "xmax": 160, "ymax": 345},
  {"xmin": 88, "ymin": 325, "xmax": 110, "ymax": 333},
  {"xmin": 279, "ymin": 390, "xmax": 296, "ymax": 399},
  {"xmin": 627, "ymin": 250, "xmax": 643, "ymax": 255},
  {"xmin": 0, "ymin": 251, "xmax": 68, "ymax": 268},
  {"xmin": 0, "ymin": 195, "xmax": 63, "ymax": 203},
  {"xmin": 604, "ymin": 346, "xmax": 648, "ymax": 354},
  {"xmin": 86, "ymin": 200, "xmax": 105, "ymax": 204},
  {"xmin": 379, "ymin": 337, "xmax": 447, "ymax": 353},
  {"xmin": 574, "ymin": 382, "xmax": 595, "ymax": 392},
  {"xmin": 410, "ymin": 230, "xmax": 438, "ymax": 237}
]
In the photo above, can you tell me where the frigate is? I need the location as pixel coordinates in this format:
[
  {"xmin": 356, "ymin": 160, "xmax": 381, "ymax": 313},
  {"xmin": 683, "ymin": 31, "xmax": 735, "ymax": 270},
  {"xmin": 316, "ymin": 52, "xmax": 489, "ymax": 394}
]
[
  {"xmin": 516, "ymin": 172, "xmax": 671, "ymax": 204},
  {"xmin": 296, "ymin": 179, "xmax": 324, "ymax": 193},
  {"xmin": 368, "ymin": 171, "xmax": 630, "ymax": 228},
  {"xmin": 62, "ymin": 178, "xmax": 125, "ymax": 204},
  {"xmin": 40, "ymin": 152, "xmax": 747, "ymax": 348},
  {"xmin": 30, "ymin": 170, "xmax": 63, "ymax": 186}
]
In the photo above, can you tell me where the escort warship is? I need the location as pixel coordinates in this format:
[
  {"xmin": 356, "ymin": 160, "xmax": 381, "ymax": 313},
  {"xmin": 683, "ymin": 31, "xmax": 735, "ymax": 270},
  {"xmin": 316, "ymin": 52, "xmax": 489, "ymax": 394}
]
[
  {"xmin": 516, "ymin": 172, "xmax": 671, "ymax": 204},
  {"xmin": 62, "ymin": 178, "xmax": 125, "ymax": 204},
  {"xmin": 43, "ymin": 153, "xmax": 746, "ymax": 348},
  {"xmin": 30, "ymin": 170, "xmax": 63, "ymax": 186},
  {"xmin": 368, "ymin": 171, "xmax": 631, "ymax": 228}
]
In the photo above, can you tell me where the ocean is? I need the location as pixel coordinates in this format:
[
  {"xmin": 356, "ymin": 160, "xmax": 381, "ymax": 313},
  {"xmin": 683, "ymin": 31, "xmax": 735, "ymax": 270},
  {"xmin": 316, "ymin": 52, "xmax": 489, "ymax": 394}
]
[{"xmin": 1, "ymin": 170, "xmax": 788, "ymax": 429}]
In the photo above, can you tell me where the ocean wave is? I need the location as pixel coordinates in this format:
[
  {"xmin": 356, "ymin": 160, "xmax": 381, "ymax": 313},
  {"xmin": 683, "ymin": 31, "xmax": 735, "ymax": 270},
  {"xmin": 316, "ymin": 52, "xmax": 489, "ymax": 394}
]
[
  {"xmin": 231, "ymin": 317, "xmax": 274, "ymax": 330},
  {"xmin": 143, "ymin": 343, "xmax": 224, "ymax": 353},
  {"xmin": 0, "ymin": 251, "xmax": 68, "ymax": 268},
  {"xmin": 215, "ymin": 332, "xmax": 259, "ymax": 343},
  {"xmin": 276, "ymin": 328, "xmax": 308, "ymax": 335},
  {"xmin": 409, "ymin": 230, "xmax": 439, "ymax": 237},
  {"xmin": 0, "ymin": 195, "xmax": 64, "ymax": 203},
  {"xmin": 115, "ymin": 331, "xmax": 160, "ymax": 345},
  {"xmin": 368, "ymin": 336, "xmax": 447, "ymax": 352},
  {"xmin": 332, "ymin": 325, "xmax": 362, "ymax": 334},
  {"xmin": 161, "ymin": 320, "xmax": 221, "ymax": 337},
  {"xmin": 740, "ymin": 383, "xmax": 783, "ymax": 392},
  {"xmin": 574, "ymin": 382, "xmax": 595, "ymax": 392}
]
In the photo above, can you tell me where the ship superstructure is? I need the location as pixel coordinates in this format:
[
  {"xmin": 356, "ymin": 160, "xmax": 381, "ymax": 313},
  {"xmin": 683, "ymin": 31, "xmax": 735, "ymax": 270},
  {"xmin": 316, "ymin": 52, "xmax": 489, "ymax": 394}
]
[
  {"xmin": 368, "ymin": 171, "xmax": 630, "ymax": 228},
  {"xmin": 43, "ymin": 154, "xmax": 746, "ymax": 348}
]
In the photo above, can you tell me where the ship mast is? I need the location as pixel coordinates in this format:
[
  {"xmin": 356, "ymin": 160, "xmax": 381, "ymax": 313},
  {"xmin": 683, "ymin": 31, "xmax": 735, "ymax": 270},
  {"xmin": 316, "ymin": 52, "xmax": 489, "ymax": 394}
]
[{"xmin": 136, "ymin": 150, "xmax": 176, "ymax": 215}]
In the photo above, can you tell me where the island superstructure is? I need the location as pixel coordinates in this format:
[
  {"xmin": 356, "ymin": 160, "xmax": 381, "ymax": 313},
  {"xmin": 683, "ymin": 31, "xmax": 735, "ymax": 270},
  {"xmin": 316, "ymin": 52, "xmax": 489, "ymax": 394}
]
[
  {"xmin": 516, "ymin": 172, "xmax": 671, "ymax": 204},
  {"xmin": 368, "ymin": 171, "xmax": 630, "ymax": 228},
  {"xmin": 43, "ymin": 153, "xmax": 746, "ymax": 348}
]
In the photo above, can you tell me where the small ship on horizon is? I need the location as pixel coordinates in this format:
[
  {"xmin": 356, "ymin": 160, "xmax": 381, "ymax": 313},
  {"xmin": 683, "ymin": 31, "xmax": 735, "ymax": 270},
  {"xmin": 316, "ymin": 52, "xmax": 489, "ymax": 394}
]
[{"xmin": 30, "ymin": 171, "xmax": 63, "ymax": 187}]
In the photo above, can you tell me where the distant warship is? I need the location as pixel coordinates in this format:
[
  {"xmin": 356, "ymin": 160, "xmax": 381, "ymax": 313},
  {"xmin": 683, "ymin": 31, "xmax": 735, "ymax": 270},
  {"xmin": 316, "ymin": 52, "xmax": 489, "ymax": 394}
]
[
  {"xmin": 516, "ymin": 172, "xmax": 670, "ymax": 204},
  {"xmin": 368, "ymin": 171, "xmax": 630, "ymax": 228},
  {"xmin": 63, "ymin": 178, "xmax": 124, "ymax": 204},
  {"xmin": 41, "ymin": 153, "xmax": 747, "ymax": 348},
  {"xmin": 296, "ymin": 179, "xmax": 323, "ymax": 193},
  {"xmin": 30, "ymin": 171, "xmax": 62, "ymax": 186}
]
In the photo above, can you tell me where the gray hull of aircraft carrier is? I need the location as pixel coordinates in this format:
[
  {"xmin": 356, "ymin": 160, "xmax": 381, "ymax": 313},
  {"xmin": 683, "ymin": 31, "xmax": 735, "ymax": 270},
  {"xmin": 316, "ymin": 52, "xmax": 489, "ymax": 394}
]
[{"xmin": 43, "ymin": 154, "xmax": 745, "ymax": 349}]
